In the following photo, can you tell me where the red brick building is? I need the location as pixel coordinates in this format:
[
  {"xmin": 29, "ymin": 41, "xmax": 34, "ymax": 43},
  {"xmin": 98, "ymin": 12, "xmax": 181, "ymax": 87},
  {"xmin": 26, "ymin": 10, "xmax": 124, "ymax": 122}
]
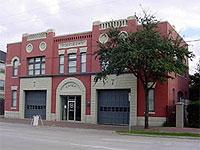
[{"xmin": 5, "ymin": 16, "xmax": 188, "ymax": 126}]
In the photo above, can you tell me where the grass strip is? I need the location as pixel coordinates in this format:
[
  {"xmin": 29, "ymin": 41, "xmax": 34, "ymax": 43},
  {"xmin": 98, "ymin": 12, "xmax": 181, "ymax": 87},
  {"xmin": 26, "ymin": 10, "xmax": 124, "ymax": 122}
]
[{"xmin": 117, "ymin": 130, "xmax": 200, "ymax": 138}]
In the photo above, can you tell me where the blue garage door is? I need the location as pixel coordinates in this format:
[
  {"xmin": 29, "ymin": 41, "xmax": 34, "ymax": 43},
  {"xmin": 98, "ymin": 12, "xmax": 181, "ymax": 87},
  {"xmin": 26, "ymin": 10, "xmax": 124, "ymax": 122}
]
[
  {"xmin": 98, "ymin": 90, "xmax": 130, "ymax": 125},
  {"xmin": 25, "ymin": 91, "xmax": 46, "ymax": 119}
]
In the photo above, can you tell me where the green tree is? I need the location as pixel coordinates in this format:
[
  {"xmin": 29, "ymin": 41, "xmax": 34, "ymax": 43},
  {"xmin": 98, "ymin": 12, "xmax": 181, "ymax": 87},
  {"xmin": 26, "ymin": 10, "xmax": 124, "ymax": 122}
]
[
  {"xmin": 189, "ymin": 60, "xmax": 200, "ymax": 102},
  {"xmin": 94, "ymin": 12, "xmax": 194, "ymax": 129}
]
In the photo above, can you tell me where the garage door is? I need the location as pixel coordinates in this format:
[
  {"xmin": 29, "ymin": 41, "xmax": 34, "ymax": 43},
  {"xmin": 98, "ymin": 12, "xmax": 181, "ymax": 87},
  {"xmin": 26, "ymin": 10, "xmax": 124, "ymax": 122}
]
[
  {"xmin": 25, "ymin": 91, "xmax": 46, "ymax": 119},
  {"xmin": 98, "ymin": 90, "xmax": 130, "ymax": 125}
]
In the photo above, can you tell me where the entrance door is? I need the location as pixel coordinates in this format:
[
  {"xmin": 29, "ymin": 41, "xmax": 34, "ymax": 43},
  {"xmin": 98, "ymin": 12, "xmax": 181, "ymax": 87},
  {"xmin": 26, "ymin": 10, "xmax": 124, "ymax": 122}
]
[
  {"xmin": 68, "ymin": 101, "xmax": 75, "ymax": 121},
  {"xmin": 61, "ymin": 95, "xmax": 81, "ymax": 121}
]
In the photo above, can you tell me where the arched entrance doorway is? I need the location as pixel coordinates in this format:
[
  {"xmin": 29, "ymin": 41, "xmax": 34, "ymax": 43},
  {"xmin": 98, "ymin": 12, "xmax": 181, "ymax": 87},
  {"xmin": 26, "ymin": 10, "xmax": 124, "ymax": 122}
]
[{"xmin": 56, "ymin": 77, "xmax": 86, "ymax": 122}]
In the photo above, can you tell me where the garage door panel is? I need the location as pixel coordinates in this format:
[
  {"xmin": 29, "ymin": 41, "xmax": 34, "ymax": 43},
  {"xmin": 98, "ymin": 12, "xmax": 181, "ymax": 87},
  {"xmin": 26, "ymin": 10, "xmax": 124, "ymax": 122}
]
[
  {"xmin": 98, "ymin": 90, "xmax": 130, "ymax": 125},
  {"xmin": 25, "ymin": 91, "xmax": 46, "ymax": 120}
]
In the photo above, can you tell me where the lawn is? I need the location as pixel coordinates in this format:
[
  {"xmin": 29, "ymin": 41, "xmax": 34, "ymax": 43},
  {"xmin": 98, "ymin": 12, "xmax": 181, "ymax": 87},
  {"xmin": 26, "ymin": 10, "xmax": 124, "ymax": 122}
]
[{"xmin": 117, "ymin": 130, "xmax": 200, "ymax": 138}]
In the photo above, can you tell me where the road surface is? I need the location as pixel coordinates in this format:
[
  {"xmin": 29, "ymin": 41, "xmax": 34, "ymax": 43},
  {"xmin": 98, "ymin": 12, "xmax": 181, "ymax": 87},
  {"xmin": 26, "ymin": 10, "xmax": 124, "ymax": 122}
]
[{"xmin": 0, "ymin": 122, "xmax": 199, "ymax": 150}]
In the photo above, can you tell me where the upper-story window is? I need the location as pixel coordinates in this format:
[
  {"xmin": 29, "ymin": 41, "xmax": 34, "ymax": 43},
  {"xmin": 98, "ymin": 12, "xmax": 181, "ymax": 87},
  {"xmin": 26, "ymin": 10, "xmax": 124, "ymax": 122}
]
[
  {"xmin": 68, "ymin": 54, "xmax": 76, "ymax": 73},
  {"xmin": 59, "ymin": 54, "xmax": 64, "ymax": 74},
  {"xmin": 13, "ymin": 59, "xmax": 19, "ymax": 76},
  {"xmin": 80, "ymin": 52, "xmax": 86, "ymax": 73},
  {"xmin": 28, "ymin": 57, "xmax": 45, "ymax": 76},
  {"xmin": 0, "ymin": 62, "xmax": 5, "ymax": 73},
  {"xmin": 0, "ymin": 80, "xmax": 4, "ymax": 91}
]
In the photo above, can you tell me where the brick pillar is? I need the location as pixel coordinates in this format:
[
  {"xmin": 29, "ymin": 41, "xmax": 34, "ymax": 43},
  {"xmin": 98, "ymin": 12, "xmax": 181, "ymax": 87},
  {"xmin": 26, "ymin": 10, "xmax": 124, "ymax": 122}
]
[{"xmin": 176, "ymin": 102, "xmax": 184, "ymax": 128}]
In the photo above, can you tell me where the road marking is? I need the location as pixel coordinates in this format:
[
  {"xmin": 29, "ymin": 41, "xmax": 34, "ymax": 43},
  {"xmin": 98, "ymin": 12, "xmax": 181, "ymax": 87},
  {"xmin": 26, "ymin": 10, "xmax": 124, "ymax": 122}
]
[
  {"xmin": 102, "ymin": 138, "xmax": 175, "ymax": 146},
  {"xmin": 70, "ymin": 142, "xmax": 128, "ymax": 150},
  {"xmin": 102, "ymin": 138, "xmax": 151, "ymax": 144}
]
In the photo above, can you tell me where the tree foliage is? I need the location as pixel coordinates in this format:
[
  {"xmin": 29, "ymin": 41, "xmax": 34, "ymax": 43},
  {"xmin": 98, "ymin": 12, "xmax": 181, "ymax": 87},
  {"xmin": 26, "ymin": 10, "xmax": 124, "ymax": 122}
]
[
  {"xmin": 94, "ymin": 11, "xmax": 194, "ymax": 128},
  {"xmin": 189, "ymin": 60, "xmax": 200, "ymax": 101}
]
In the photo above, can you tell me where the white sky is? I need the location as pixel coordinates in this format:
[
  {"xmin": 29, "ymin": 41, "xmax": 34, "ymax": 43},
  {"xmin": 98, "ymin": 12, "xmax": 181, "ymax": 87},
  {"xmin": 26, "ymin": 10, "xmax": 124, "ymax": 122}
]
[{"xmin": 0, "ymin": 0, "xmax": 199, "ymax": 74}]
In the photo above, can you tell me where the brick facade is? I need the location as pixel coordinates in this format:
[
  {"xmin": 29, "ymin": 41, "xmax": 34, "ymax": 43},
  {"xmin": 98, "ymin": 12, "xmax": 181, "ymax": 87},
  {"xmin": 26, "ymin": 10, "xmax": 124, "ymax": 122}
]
[{"xmin": 4, "ymin": 16, "xmax": 189, "ymax": 126}]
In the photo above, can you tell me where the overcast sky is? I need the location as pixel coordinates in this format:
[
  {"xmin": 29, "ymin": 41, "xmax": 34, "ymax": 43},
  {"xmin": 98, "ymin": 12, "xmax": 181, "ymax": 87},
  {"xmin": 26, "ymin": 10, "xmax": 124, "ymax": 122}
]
[{"xmin": 0, "ymin": 0, "xmax": 199, "ymax": 74}]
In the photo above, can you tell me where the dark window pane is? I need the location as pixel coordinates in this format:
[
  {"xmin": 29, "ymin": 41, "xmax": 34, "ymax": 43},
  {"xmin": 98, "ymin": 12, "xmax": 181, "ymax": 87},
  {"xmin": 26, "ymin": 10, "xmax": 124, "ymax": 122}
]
[
  {"xmin": 100, "ymin": 107, "xmax": 103, "ymax": 111},
  {"xmin": 112, "ymin": 107, "xmax": 115, "ymax": 112},
  {"xmin": 107, "ymin": 107, "xmax": 111, "ymax": 111},
  {"xmin": 104, "ymin": 107, "xmax": 107, "ymax": 111}
]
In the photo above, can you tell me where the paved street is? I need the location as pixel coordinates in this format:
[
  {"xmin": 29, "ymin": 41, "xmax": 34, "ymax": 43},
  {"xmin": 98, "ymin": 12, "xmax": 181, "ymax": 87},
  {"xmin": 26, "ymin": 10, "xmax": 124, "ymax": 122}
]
[{"xmin": 0, "ymin": 122, "xmax": 199, "ymax": 150}]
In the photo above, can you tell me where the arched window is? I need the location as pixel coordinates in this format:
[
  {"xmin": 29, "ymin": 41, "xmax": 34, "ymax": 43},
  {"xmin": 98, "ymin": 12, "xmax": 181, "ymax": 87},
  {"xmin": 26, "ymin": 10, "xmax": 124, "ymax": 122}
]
[
  {"xmin": 172, "ymin": 88, "xmax": 175, "ymax": 105},
  {"xmin": 13, "ymin": 59, "xmax": 18, "ymax": 76}
]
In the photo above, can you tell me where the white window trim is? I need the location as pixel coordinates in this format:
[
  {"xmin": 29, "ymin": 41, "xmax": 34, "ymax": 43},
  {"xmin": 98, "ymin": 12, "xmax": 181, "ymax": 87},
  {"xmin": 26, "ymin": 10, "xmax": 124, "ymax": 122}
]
[
  {"xmin": 79, "ymin": 47, "xmax": 87, "ymax": 53},
  {"xmin": 11, "ymin": 56, "xmax": 20, "ymax": 66},
  {"xmin": 67, "ymin": 48, "xmax": 77, "ymax": 54}
]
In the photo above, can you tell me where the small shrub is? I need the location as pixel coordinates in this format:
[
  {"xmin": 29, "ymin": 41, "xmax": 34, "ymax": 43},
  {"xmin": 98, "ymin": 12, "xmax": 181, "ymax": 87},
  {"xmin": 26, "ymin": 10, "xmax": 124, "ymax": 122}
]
[{"xmin": 187, "ymin": 101, "xmax": 200, "ymax": 128}]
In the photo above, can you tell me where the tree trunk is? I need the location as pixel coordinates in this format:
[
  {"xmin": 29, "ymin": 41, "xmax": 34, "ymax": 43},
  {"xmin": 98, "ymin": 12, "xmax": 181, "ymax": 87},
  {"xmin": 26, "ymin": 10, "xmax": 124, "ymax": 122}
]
[{"xmin": 144, "ymin": 88, "xmax": 149, "ymax": 129}]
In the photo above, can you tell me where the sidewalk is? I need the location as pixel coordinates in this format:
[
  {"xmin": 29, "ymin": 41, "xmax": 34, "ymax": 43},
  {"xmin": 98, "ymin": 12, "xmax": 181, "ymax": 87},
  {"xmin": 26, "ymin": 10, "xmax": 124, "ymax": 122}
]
[
  {"xmin": 0, "ymin": 117, "xmax": 128, "ymax": 131},
  {"xmin": 0, "ymin": 117, "xmax": 200, "ymax": 134}
]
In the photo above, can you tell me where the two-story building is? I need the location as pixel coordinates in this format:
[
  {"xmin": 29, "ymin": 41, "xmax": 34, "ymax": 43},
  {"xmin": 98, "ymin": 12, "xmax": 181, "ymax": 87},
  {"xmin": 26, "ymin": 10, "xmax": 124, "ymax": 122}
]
[
  {"xmin": 0, "ymin": 50, "xmax": 6, "ymax": 115},
  {"xmin": 5, "ymin": 16, "xmax": 189, "ymax": 126}
]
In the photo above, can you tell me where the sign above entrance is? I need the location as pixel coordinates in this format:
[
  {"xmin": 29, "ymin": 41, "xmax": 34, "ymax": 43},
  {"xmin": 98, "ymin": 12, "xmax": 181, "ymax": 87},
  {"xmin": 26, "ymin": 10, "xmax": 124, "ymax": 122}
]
[
  {"xmin": 65, "ymin": 83, "xmax": 77, "ymax": 89},
  {"xmin": 60, "ymin": 82, "xmax": 80, "ymax": 93},
  {"xmin": 58, "ymin": 40, "xmax": 87, "ymax": 49}
]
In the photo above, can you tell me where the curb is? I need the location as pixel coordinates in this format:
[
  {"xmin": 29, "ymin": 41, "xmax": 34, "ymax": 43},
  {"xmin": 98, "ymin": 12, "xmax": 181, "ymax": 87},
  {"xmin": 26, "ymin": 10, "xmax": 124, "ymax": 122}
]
[{"xmin": 117, "ymin": 132, "xmax": 200, "ymax": 140}]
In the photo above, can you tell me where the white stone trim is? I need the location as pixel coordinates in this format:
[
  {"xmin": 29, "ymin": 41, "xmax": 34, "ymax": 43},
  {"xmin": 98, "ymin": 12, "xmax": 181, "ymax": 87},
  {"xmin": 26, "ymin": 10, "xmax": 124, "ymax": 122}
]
[
  {"xmin": 4, "ymin": 111, "xmax": 20, "ymax": 118},
  {"xmin": 149, "ymin": 112, "xmax": 155, "ymax": 115},
  {"xmin": 39, "ymin": 41, "xmax": 47, "ymax": 51},
  {"xmin": 56, "ymin": 31, "xmax": 91, "ymax": 38},
  {"xmin": 26, "ymin": 43, "xmax": 33, "ymax": 53},
  {"xmin": 127, "ymin": 16, "xmax": 135, "ymax": 20},
  {"xmin": 67, "ymin": 48, "xmax": 77, "ymax": 54},
  {"xmin": 6, "ymin": 64, "xmax": 12, "ymax": 67},
  {"xmin": 47, "ymin": 29, "xmax": 55, "ymax": 33},
  {"xmin": 148, "ymin": 82, "xmax": 156, "ymax": 88},
  {"xmin": 99, "ymin": 33, "xmax": 109, "ymax": 44},
  {"xmin": 19, "ymin": 77, "xmax": 52, "ymax": 120},
  {"xmin": 27, "ymin": 32, "xmax": 47, "ymax": 41},
  {"xmin": 56, "ymin": 77, "xmax": 86, "ymax": 123},
  {"xmin": 22, "ymin": 33, "xmax": 29, "ymax": 37},
  {"xmin": 137, "ymin": 117, "xmax": 166, "ymax": 126},
  {"xmin": 10, "ymin": 107, "xmax": 17, "ymax": 110},
  {"xmin": 79, "ymin": 47, "xmax": 87, "ymax": 53},
  {"xmin": 58, "ymin": 50, "xmax": 65, "ymax": 55},
  {"xmin": 11, "ymin": 56, "xmax": 20, "ymax": 66},
  {"xmin": 90, "ymin": 74, "xmax": 137, "ymax": 126},
  {"xmin": 11, "ymin": 86, "xmax": 18, "ymax": 90},
  {"xmin": 93, "ymin": 21, "xmax": 101, "ymax": 25},
  {"xmin": 58, "ymin": 40, "xmax": 87, "ymax": 49},
  {"xmin": 119, "ymin": 31, "xmax": 128, "ymax": 39},
  {"xmin": 7, "ymin": 41, "xmax": 21, "ymax": 45},
  {"xmin": 100, "ymin": 19, "xmax": 128, "ymax": 30}
]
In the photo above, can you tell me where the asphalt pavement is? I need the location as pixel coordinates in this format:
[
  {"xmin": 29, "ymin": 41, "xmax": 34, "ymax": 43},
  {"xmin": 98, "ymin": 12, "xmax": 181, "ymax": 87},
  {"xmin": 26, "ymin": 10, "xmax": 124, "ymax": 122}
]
[{"xmin": 0, "ymin": 122, "xmax": 199, "ymax": 150}]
